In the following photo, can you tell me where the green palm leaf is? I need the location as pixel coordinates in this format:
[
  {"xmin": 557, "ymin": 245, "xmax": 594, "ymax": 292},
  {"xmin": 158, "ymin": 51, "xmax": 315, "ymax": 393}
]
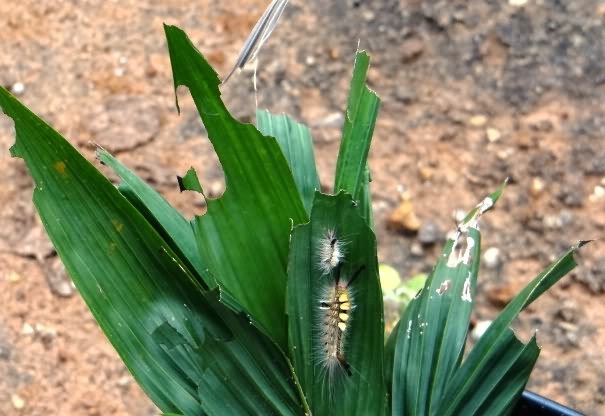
[
  {"xmin": 97, "ymin": 148, "xmax": 209, "ymax": 287},
  {"xmin": 334, "ymin": 51, "xmax": 380, "ymax": 226},
  {"xmin": 1, "ymin": 26, "xmax": 307, "ymax": 414},
  {"xmin": 287, "ymin": 191, "xmax": 386, "ymax": 415},
  {"xmin": 164, "ymin": 25, "xmax": 308, "ymax": 348},
  {"xmin": 435, "ymin": 242, "xmax": 584, "ymax": 415},
  {"xmin": 256, "ymin": 109, "xmax": 320, "ymax": 214}
]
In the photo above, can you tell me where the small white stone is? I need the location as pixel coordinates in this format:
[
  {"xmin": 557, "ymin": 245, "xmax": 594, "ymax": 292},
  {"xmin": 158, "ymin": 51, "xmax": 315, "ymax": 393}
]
[
  {"xmin": 21, "ymin": 323, "xmax": 34, "ymax": 336},
  {"xmin": 362, "ymin": 10, "xmax": 375, "ymax": 21},
  {"xmin": 590, "ymin": 185, "xmax": 605, "ymax": 202},
  {"xmin": 530, "ymin": 177, "xmax": 545, "ymax": 197},
  {"xmin": 10, "ymin": 82, "xmax": 25, "ymax": 96},
  {"xmin": 497, "ymin": 148, "xmax": 514, "ymax": 160},
  {"xmin": 483, "ymin": 247, "xmax": 501, "ymax": 269},
  {"xmin": 34, "ymin": 323, "xmax": 57, "ymax": 340},
  {"xmin": 410, "ymin": 242, "xmax": 424, "ymax": 257},
  {"xmin": 372, "ymin": 199, "xmax": 389, "ymax": 213},
  {"xmin": 509, "ymin": 0, "xmax": 528, "ymax": 6},
  {"xmin": 469, "ymin": 114, "xmax": 487, "ymax": 127},
  {"xmin": 312, "ymin": 112, "xmax": 343, "ymax": 128},
  {"xmin": 486, "ymin": 127, "xmax": 501, "ymax": 142},
  {"xmin": 6, "ymin": 271, "xmax": 22, "ymax": 282},
  {"xmin": 543, "ymin": 215, "xmax": 560, "ymax": 229},
  {"xmin": 11, "ymin": 394, "xmax": 25, "ymax": 410},
  {"xmin": 117, "ymin": 376, "xmax": 131, "ymax": 387}
]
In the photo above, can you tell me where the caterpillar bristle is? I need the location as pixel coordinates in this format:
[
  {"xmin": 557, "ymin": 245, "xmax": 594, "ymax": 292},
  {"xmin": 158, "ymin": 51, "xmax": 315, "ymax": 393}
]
[{"xmin": 317, "ymin": 228, "xmax": 346, "ymax": 276}]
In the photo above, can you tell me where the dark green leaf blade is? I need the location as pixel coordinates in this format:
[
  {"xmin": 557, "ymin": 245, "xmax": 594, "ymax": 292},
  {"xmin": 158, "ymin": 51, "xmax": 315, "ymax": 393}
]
[
  {"xmin": 287, "ymin": 191, "xmax": 386, "ymax": 415},
  {"xmin": 428, "ymin": 329, "xmax": 540, "ymax": 416},
  {"xmin": 97, "ymin": 148, "xmax": 211, "ymax": 287},
  {"xmin": 256, "ymin": 109, "xmax": 320, "ymax": 214},
  {"xmin": 358, "ymin": 167, "xmax": 374, "ymax": 229},
  {"xmin": 1, "ymin": 87, "xmax": 304, "ymax": 416},
  {"xmin": 436, "ymin": 242, "xmax": 583, "ymax": 415},
  {"xmin": 391, "ymin": 186, "xmax": 505, "ymax": 416},
  {"xmin": 334, "ymin": 51, "xmax": 380, "ymax": 225},
  {"xmin": 155, "ymin": 291, "xmax": 304, "ymax": 416},
  {"xmin": 436, "ymin": 330, "xmax": 539, "ymax": 416},
  {"xmin": 164, "ymin": 25, "xmax": 308, "ymax": 348},
  {"xmin": 384, "ymin": 319, "xmax": 400, "ymax": 401}
]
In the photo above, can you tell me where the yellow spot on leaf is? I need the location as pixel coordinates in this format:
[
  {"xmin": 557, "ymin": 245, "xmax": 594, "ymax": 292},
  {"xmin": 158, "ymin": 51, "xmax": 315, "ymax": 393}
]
[
  {"xmin": 54, "ymin": 161, "xmax": 67, "ymax": 176},
  {"xmin": 111, "ymin": 219, "xmax": 124, "ymax": 233}
]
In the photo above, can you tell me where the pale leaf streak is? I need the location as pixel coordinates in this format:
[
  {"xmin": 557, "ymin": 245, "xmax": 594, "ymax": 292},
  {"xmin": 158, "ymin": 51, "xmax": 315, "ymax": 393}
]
[
  {"xmin": 447, "ymin": 235, "xmax": 476, "ymax": 268},
  {"xmin": 436, "ymin": 280, "xmax": 451, "ymax": 296},
  {"xmin": 223, "ymin": 0, "xmax": 289, "ymax": 83},
  {"xmin": 461, "ymin": 272, "xmax": 472, "ymax": 303}
]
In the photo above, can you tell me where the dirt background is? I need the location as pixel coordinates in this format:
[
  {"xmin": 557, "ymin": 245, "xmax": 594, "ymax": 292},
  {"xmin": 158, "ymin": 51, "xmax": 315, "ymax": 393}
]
[{"xmin": 1, "ymin": 0, "xmax": 604, "ymax": 414}]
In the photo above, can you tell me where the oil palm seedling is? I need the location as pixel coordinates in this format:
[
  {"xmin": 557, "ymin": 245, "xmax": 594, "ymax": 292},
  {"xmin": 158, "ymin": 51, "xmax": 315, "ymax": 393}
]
[{"xmin": 0, "ymin": 22, "xmax": 587, "ymax": 416}]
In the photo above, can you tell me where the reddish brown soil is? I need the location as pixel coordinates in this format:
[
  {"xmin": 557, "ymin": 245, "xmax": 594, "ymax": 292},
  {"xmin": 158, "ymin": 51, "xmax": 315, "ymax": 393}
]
[{"xmin": 1, "ymin": 0, "xmax": 604, "ymax": 414}]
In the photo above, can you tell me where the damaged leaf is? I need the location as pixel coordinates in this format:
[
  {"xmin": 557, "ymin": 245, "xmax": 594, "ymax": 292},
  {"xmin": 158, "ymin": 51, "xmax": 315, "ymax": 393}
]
[
  {"xmin": 0, "ymin": 85, "xmax": 304, "ymax": 416},
  {"xmin": 391, "ymin": 183, "xmax": 500, "ymax": 415},
  {"xmin": 286, "ymin": 191, "xmax": 385, "ymax": 415},
  {"xmin": 165, "ymin": 25, "xmax": 308, "ymax": 349},
  {"xmin": 97, "ymin": 148, "xmax": 210, "ymax": 287},
  {"xmin": 177, "ymin": 167, "xmax": 204, "ymax": 194},
  {"xmin": 435, "ymin": 242, "xmax": 585, "ymax": 415},
  {"xmin": 390, "ymin": 182, "xmax": 583, "ymax": 416},
  {"xmin": 334, "ymin": 51, "xmax": 380, "ymax": 226}
]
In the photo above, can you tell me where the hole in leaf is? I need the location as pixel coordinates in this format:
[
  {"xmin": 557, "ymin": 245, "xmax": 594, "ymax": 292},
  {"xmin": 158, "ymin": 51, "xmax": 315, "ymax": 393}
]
[{"xmin": 173, "ymin": 86, "xmax": 227, "ymax": 217}]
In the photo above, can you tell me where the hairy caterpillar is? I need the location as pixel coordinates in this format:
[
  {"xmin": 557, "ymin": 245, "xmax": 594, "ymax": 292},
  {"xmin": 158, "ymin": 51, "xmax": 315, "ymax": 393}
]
[
  {"xmin": 317, "ymin": 228, "xmax": 346, "ymax": 275},
  {"xmin": 317, "ymin": 266, "xmax": 365, "ymax": 383}
]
